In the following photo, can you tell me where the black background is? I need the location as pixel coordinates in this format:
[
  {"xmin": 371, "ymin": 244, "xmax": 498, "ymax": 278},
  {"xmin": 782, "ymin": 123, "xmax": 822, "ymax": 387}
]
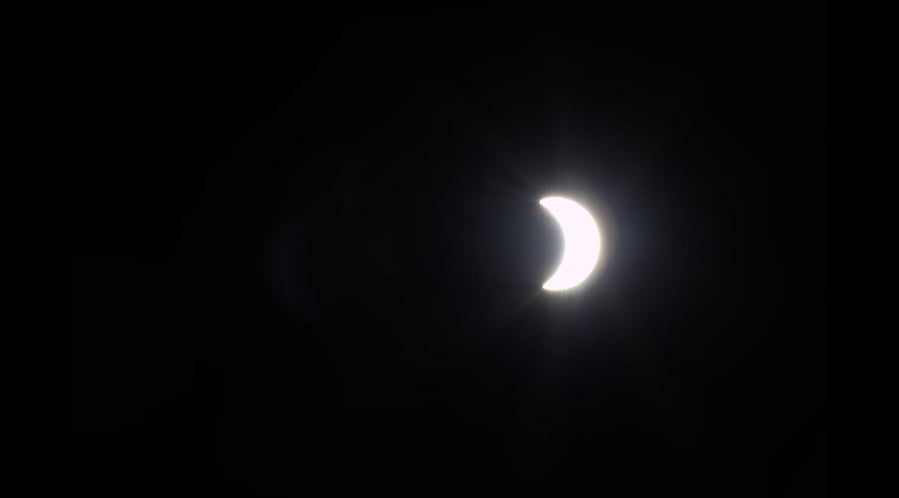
[{"xmin": 73, "ymin": 3, "xmax": 826, "ymax": 496}]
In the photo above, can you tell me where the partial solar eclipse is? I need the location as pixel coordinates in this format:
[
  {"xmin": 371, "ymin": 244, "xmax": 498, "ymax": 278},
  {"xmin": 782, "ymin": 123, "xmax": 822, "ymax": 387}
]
[{"xmin": 540, "ymin": 196, "xmax": 601, "ymax": 291}]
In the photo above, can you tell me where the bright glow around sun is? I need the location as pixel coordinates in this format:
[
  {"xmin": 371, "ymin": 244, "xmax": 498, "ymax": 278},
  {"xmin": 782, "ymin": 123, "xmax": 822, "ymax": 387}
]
[{"xmin": 540, "ymin": 196, "xmax": 601, "ymax": 291}]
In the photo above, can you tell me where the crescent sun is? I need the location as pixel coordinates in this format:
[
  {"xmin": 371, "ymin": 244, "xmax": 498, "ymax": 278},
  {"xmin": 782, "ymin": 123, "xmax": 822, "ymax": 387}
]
[{"xmin": 540, "ymin": 196, "xmax": 602, "ymax": 291}]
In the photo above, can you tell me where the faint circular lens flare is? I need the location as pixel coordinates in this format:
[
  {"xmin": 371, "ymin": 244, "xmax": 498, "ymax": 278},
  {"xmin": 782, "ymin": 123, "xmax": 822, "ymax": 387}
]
[{"xmin": 539, "ymin": 196, "xmax": 601, "ymax": 291}]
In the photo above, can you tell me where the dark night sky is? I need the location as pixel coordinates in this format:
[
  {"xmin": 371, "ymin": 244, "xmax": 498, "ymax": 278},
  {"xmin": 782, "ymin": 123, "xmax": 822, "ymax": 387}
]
[{"xmin": 73, "ymin": 3, "xmax": 826, "ymax": 497}]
